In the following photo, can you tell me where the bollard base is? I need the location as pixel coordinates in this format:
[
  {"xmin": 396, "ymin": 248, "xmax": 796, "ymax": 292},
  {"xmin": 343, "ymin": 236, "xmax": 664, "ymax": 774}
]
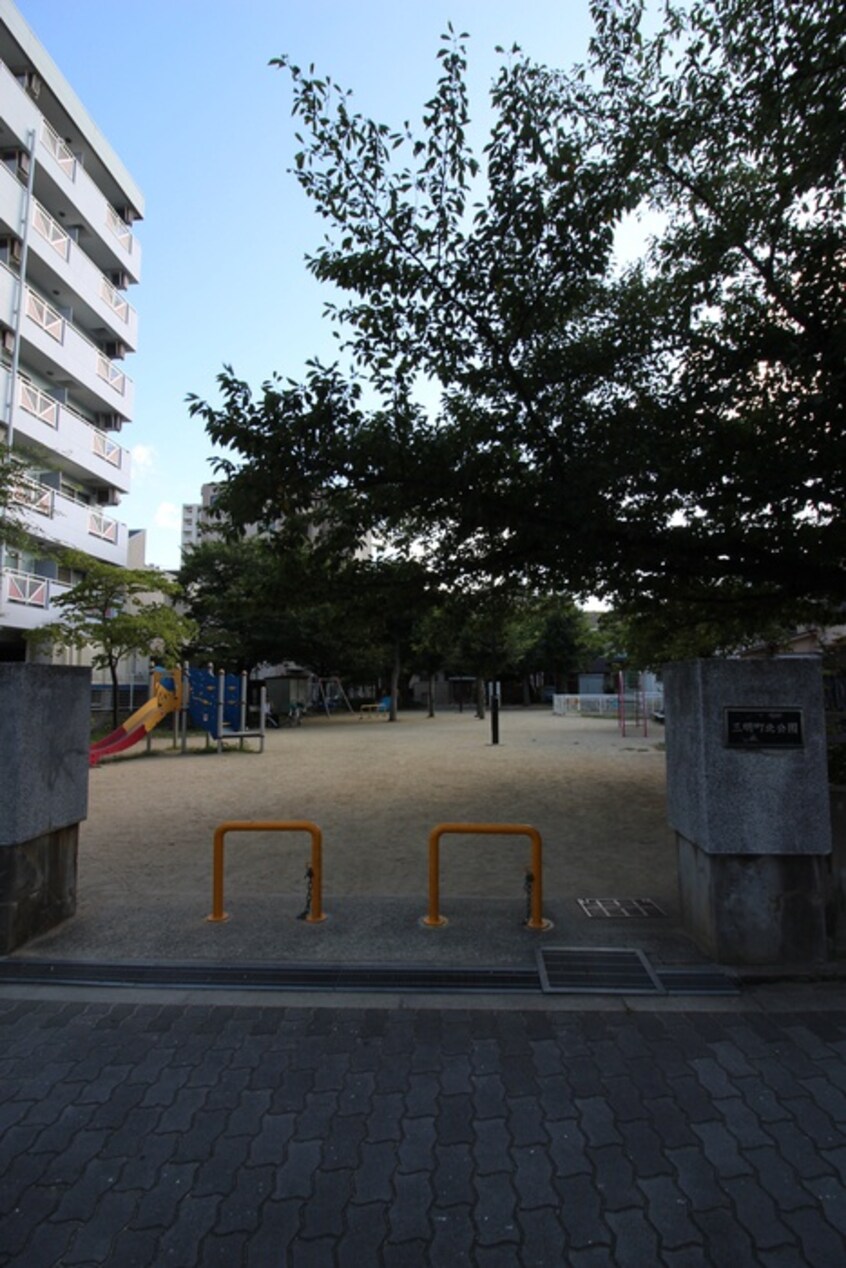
[{"xmin": 420, "ymin": 914, "xmax": 449, "ymax": 928}]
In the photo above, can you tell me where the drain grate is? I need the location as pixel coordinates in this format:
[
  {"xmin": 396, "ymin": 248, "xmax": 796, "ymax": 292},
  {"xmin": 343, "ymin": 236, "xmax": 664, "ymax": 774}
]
[
  {"xmin": 0, "ymin": 956, "xmax": 740, "ymax": 997},
  {"xmin": 577, "ymin": 897, "xmax": 666, "ymax": 919},
  {"xmin": 655, "ymin": 966, "xmax": 739, "ymax": 995},
  {"xmin": 0, "ymin": 959, "xmax": 541, "ymax": 994},
  {"xmin": 537, "ymin": 946, "xmax": 665, "ymax": 994}
]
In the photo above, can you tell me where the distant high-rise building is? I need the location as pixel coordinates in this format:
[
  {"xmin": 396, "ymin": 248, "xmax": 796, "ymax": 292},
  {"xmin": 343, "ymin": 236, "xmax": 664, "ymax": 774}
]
[
  {"xmin": 181, "ymin": 483, "xmax": 223, "ymax": 553},
  {"xmin": 0, "ymin": 0, "xmax": 143, "ymax": 660}
]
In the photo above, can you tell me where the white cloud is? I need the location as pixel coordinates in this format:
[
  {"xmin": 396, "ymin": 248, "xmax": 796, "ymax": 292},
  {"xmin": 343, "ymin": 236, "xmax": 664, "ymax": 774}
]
[
  {"xmin": 131, "ymin": 443, "xmax": 157, "ymax": 477},
  {"xmin": 154, "ymin": 501, "xmax": 181, "ymax": 530}
]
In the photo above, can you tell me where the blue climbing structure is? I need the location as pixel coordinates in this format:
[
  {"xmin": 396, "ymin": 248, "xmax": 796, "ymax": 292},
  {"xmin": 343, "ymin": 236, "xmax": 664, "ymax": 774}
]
[{"xmin": 182, "ymin": 666, "xmax": 266, "ymax": 752}]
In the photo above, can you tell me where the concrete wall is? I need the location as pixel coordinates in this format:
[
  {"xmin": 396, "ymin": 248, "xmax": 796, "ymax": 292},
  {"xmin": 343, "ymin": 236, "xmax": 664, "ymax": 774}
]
[{"xmin": 0, "ymin": 664, "xmax": 89, "ymax": 951}]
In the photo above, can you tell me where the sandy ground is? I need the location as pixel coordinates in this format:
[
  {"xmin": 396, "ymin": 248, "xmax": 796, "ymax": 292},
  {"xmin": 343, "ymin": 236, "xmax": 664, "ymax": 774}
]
[{"xmin": 23, "ymin": 707, "xmax": 694, "ymax": 966}]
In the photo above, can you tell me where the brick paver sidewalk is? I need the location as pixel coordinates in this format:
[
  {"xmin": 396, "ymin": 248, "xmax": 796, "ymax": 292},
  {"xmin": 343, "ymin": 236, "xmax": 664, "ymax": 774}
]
[{"xmin": 2, "ymin": 997, "xmax": 846, "ymax": 1266}]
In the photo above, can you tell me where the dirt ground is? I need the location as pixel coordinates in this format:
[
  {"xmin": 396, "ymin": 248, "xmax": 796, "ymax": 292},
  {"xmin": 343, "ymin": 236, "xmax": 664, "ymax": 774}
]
[{"xmin": 25, "ymin": 706, "xmax": 687, "ymax": 966}]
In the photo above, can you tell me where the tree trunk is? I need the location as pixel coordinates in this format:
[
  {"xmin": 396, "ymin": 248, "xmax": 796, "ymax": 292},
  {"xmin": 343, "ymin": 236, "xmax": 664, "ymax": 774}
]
[
  {"xmin": 390, "ymin": 639, "xmax": 400, "ymax": 722},
  {"xmin": 427, "ymin": 672, "xmax": 435, "ymax": 718},
  {"xmin": 475, "ymin": 674, "xmax": 486, "ymax": 720},
  {"xmin": 109, "ymin": 657, "xmax": 120, "ymax": 731}
]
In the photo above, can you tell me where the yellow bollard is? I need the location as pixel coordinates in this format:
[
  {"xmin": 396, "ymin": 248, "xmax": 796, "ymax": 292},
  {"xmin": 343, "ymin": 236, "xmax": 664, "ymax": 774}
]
[
  {"xmin": 422, "ymin": 822, "xmax": 553, "ymax": 931},
  {"xmin": 207, "ymin": 820, "xmax": 326, "ymax": 924}
]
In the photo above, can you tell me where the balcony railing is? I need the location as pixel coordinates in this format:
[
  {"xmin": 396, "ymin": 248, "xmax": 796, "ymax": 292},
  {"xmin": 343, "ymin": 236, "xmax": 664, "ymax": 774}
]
[
  {"xmin": 18, "ymin": 378, "xmax": 59, "ymax": 428},
  {"xmin": 41, "ymin": 119, "xmax": 76, "ymax": 179},
  {"xmin": 96, "ymin": 351, "xmax": 126, "ymax": 395},
  {"xmin": 17, "ymin": 377, "xmax": 126, "ymax": 472},
  {"xmin": 88, "ymin": 509, "xmax": 118, "ymax": 543},
  {"xmin": 4, "ymin": 569, "xmax": 48, "ymax": 607},
  {"xmin": 11, "ymin": 474, "xmax": 54, "ymax": 517},
  {"xmin": 106, "ymin": 203, "xmax": 133, "ymax": 252},
  {"xmin": 32, "ymin": 202, "xmax": 71, "ymax": 261},
  {"xmin": 91, "ymin": 428, "xmax": 122, "ymax": 467},
  {"xmin": 25, "ymin": 288, "xmax": 64, "ymax": 341},
  {"xmin": 100, "ymin": 275, "xmax": 130, "ymax": 323}
]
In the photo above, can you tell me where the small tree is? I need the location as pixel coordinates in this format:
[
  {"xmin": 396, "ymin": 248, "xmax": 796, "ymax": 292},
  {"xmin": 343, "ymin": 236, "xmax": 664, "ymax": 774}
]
[
  {"xmin": 512, "ymin": 597, "xmax": 599, "ymax": 699},
  {"xmin": 0, "ymin": 448, "xmax": 39, "ymax": 551},
  {"xmin": 30, "ymin": 552, "xmax": 195, "ymax": 730}
]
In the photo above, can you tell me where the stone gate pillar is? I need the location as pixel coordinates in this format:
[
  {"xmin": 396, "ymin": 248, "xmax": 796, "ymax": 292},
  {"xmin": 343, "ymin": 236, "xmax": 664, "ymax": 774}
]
[
  {"xmin": 664, "ymin": 657, "xmax": 831, "ymax": 964},
  {"xmin": 0, "ymin": 664, "xmax": 90, "ymax": 954}
]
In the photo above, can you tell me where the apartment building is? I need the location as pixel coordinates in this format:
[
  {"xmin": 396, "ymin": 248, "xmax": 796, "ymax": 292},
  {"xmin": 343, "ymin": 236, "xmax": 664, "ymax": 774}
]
[
  {"xmin": 0, "ymin": 0, "xmax": 142, "ymax": 661},
  {"xmin": 181, "ymin": 483, "xmax": 222, "ymax": 554}
]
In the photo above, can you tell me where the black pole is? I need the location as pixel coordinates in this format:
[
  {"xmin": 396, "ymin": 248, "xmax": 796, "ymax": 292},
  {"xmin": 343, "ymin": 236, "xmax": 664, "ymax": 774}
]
[{"xmin": 491, "ymin": 690, "xmax": 499, "ymax": 745}]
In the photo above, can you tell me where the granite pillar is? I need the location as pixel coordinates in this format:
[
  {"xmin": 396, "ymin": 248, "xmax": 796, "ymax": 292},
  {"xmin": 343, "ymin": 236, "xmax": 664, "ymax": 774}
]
[{"xmin": 664, "ymin": 658, "xmax": 831, "ymax": 964}]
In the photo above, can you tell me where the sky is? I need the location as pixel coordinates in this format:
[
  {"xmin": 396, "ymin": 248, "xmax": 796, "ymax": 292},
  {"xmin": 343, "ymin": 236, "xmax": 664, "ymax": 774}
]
[{"xmin": 16, "ymin": 0, "xmax": 600, "ymax": 570}]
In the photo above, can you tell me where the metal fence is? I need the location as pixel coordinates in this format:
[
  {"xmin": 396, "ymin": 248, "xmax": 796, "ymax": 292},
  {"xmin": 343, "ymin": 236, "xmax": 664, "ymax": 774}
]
[{"xmin": 552, "ymin": 693, "xmax": 664, "ymax": 718}]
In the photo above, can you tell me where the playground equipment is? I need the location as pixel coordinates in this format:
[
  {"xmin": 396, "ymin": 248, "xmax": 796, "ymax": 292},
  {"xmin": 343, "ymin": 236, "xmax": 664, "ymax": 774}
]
[
  {"xmin": 206, "ymin": 820, "xmax": 326, "ymax": 924},
  {"xmin": 89, "ymin": 668, "xmax": 183, "ymax": 766},
  {"xmin": 182, "ymin": 666, "xmax": 266, "ymax": 753},
  {"xmin": 617, "ymin": 671, "xmax": 649, "ymax": 739},
  {"xmin": 90, "ymin": 664, "xmax": 269, "ymax": 764},
  {"xmin": 359, "ymin": 695, "xmax": 391, "ymax": 719},
  {"xmin": 421, "ymin": 823, "xmax": 553, "ymax": 931},
  {"xmin": 311, "ymin": 676, "xmax": 354, "ymax": 717}
]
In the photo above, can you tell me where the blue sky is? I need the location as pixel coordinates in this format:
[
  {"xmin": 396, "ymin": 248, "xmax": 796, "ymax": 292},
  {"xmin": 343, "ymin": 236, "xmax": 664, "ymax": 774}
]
[{"xmin": 16, "ymin": 0, "xmax": 598, "ymax": 570}]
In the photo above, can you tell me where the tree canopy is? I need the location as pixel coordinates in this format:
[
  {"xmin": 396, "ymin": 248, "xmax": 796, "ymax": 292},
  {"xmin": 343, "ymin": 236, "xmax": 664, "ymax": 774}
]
[{"xmin": 188, "ymin": 0, "xmax": 846, "ymax": 662}]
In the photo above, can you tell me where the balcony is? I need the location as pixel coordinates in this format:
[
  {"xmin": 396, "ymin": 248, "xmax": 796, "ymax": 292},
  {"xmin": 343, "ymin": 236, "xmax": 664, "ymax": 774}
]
[
  {"xmin": 11, "ymin": 471, "xmax": 53, "ymax": 517},
  {"xmin": 0, "ymin": 60, "xmax": 142, "ymax": 282},
  {"xmin": 0, "ymin": 567, "xmax": 71, "ymax": 631},
  {"xmin": 0, "ymin": 159, "xmax": 138, "ymax": 348},
  {"xmin": 14, "ymin": 478, "xmax": 128, "ymax": 566},
  {"xmin": 0, "ymin": 167, "xmax": 140, "ymax": 348},
  {"xmin": 10, "ymin": 373, "xmax": 131, "ymax": 492},
  {"xmin": 0, "ymin": 267, "xmax": 136, "ymax": 417},
  {"xmin": 40, "ymin": 118, "xmax": 76, "ymax": 180},
  {"xmin": 31, "ymin": 201, "xmax": 70, "ymax": 262}
]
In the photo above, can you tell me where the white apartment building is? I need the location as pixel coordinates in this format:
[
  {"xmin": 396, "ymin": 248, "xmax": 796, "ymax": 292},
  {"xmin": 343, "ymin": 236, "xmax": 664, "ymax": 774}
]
[
  {"xmin": 0, "ymin": 0, "xmax": 142, "ymax": 661},
  {"xmin": 181, "ymin": 483, "xmax": 222, "ymax": 554}
]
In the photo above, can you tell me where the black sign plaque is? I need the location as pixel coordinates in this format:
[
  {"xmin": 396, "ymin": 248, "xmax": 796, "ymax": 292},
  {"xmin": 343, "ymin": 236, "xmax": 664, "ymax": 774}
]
[{"xmin": 724, "ymin": 707, "xmax": 804, "ymax": 750}]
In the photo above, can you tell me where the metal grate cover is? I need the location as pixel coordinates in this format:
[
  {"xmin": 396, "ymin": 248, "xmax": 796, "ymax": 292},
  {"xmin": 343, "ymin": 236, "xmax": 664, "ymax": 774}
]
[
  {"xmin": 578, "ymin": 897, "xmax": 666, "ymax": 918},
  {"xmin": 0, "ymin": 959, "xmax": 540, "ymax": 994},
  {"xmin": 0, "ymin": 957, "xmax": 738, "ymax": 997},
  {"xmin": 537, "ymin": 946, "xmax": 665, "ymax": 994},
  {"xmin": 655, "ymin": 966, "xmax": 739, "ymax": 995}
]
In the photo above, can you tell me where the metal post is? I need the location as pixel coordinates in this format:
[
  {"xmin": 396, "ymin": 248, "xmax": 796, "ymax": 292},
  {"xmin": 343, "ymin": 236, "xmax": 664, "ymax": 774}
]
[
  {"xmin": 181, "ymin": 661, "xmax": 189, "ymax": 753},
  {"xmin": 217, "ymin": 669, "xmax": 225, "ymax": 753},
  {"xmin": 491, "ymin": 683, "xmax": 500, "ymax": 746},
  {"xmin": 422, "ymin": 823, "xmax": 552, "ymax": 930},
  {"xmin": 207, "ymin": 820, "xmax": 327, "ymax": 924},
  {"xmin": 145, "ymin": 667, "xmax": 155, "ymax": 755}
]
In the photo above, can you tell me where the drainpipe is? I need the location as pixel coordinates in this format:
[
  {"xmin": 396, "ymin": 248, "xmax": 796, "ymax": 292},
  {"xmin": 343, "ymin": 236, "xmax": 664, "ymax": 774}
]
[
  {"xmin": 5, "ymin": 127, "xmax": 37, "ymax": 450},
  {"xmin": 0, "ymin": 126, "xmax": 37, "ymax": 585}
]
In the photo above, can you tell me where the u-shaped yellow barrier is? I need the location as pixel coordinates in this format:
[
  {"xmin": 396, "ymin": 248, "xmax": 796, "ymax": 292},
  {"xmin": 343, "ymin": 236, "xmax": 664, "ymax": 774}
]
[
  {"xmin": 422, "ymin": 822, "xmax": 553, "ymax": 931},
  {"xmin": 207, "ymin": 820, "xmax": 326, "ymax": 924}
]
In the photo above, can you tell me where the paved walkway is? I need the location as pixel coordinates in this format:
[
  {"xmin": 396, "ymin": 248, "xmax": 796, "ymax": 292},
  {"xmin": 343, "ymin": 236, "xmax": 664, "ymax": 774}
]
[
  {"xmin": 2, "ymin": 990, "xmax": 846, "ymax": 1266},
  {"xmin": 3, "ymin": 710, "xmax": 845, "ymax": 1264}
]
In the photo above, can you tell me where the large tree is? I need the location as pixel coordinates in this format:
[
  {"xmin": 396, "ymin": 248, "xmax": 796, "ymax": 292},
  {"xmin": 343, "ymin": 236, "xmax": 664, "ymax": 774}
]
[{"xmin": 189, "ymin": 0, "xmax": 845, "ymax": 661}]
